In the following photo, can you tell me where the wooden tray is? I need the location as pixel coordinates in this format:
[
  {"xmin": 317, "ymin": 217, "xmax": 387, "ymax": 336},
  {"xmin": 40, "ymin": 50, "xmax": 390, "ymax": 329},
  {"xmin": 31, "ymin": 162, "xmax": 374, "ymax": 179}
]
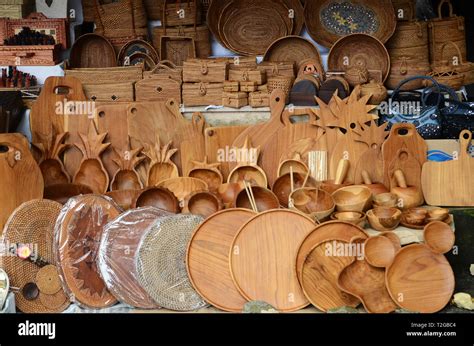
[
  {"xmin": 230, "ymin": 210, "xmax": 315, "ymax": 312},
  {"xmin": 69, "ymin": 33, "xmax": 117, "ymax": 68},
  {"xmin": 187, "ymin": 209, "xmax": 256, "ymax": 312},
  {"xmin": 55, "ymin": 195, "xmax": 121, "ymax": 309}
]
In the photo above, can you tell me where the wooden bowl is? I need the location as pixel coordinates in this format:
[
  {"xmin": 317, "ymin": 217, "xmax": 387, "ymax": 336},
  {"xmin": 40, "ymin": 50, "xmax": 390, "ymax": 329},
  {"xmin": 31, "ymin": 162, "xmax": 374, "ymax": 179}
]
[
  {"xmin": 401, "ymin": 208, "xmax": 427, "ymax": 227},
  {"xmin": 364, "ymin": 183, "xmax": 389, "ymax": 196},
  {"xmin": 134, "ymin": 187, "xmax": 180, "ymax": 213},
  {"xmin": 332, "ymin": 186, "xmax": 372, "ymax": 212},
  {"xmin": 43, "ymin": 183, "xmax": 93, "ymax": 205},
  {"xmin": 364, "ymin": 236, "xmax": 397, "ymax": 268},
  {"xmin": 320, "ymin": 180, "xmax": 351, "ymax": 195},
  {"xmin": 184, "ymin": 191, "xmax": 223, "ymax": 218},
  {"xmin": 424, "ymin": 221, "xmax": 455, "ymax": 255},
  {"xmin": 228, "ymin": 165, "xmax": 268, "ymax": 188},
  {"xmin": 234, "ymin": 186, "xmax": 279, "ymax": 212},
  {"xmin": 373, "ymin": 193, "xmax": 398, "ymax": 208},
  {"xmin": 105, "ymin": 190, "xmax": 140, "ymax": 211},
  {"xmin": 277, "ymin": 159, "xmax": 309, "ymax": 177},
  {"xmin": 391, "ymin": 186, "xmax": 424, "ymax": 210},
  {"xmin": 367, "ymin": 207, "xmax": 402, "ymax": 232},
  {"xmin": 272, "ymin": 172, "xmax": 318, "ymax": 208},
  {"xmin": 427, "ymin": 208, "xmax": 450, "ymax": 223},
  {"xmin": 330, "ymin": 211, "xmax": 366, "ymax": 228},
  {"xmin": 217, "ymin": 182, "xmax": 244, "ymax": 208},
  {"xmin": 289, "ymin": 188, "xmax": 335, "ymax": 222},
  {"xmin": 188, "ymin": 169, "xmax": 223, "ymax": 193}
]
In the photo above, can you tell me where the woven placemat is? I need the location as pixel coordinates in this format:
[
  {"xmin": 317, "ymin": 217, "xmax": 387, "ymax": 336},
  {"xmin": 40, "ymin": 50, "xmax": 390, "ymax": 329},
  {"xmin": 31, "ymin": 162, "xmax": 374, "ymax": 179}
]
[
  {"xmin": 98, "ymin": 207, "xmax": 171, "ymax": 309},
  {"xmin": 2, "ymin": 199, "xmax": 70, "ymax": 313},
  {"xmin": 35, "ymin": 265, "xmax": 62, "ymax": 295},
  {"xmin": 136, "ymin": 214, "xmax": 208, "ymax": 311}
]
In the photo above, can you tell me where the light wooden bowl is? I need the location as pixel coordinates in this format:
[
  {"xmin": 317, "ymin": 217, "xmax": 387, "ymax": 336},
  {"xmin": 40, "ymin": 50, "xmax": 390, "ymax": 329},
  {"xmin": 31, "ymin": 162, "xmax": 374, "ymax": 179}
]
[
  {"xmin": 332, "ymin": 185, "xmax": 372, "ymax": 212},
  {"xmin": 424, "ymin": 221, "xmax": 455, "ymax": 255},
  {"xmin": 427, "ymin": 208, "xmax": 450, "ymax": 223},
  {"xmin": 234, "ymin": 186, "xmax": 279, "ymax": 212},
  {"xmin": 364, "ymin": 235, "xmax": 397, "ymax": 268},
  {"xmin": 401, "ymin": 208, "xmax": 427, "ymax": 227},
  {"xmin": 391, "ymin": 186, "xmax": 424, "ymax": 210},
  {"xmin": 373, "ymin": 192, "xmax": 398, "ymax": 208},
  {"xmin": 289, "ymin": 188, "xmax": 335, "ymax": 222},
  {"xmin": 272, "ymin": 172, "xmax": 318, "ymax": 208},
  {"xmin": 184, "ymin": 191, "xmax": 223, "ymax": 218},
  {"xmin": 330, "ymin": 211, "xmax": 366, "ymax": 228},
  {"xmin": 367, "ymin": 207, "xmax": 402, "ymax": 232},
  {"xmin": 134, "ymin": 187, "xmax": 181, "ymax": 213}
]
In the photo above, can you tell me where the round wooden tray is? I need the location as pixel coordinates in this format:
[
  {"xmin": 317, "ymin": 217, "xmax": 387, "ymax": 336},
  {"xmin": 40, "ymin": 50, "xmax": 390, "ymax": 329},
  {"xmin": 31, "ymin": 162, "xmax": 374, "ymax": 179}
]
[
  {"xmin": 98, "ymin": 207, "xmax": 171, "ymax": 309},
  {"xmin": 69, "ymin": 33, "xmax": 117, "ymax": 68},
  {"xmin": 400, "ymin": 214, "xmax": 453, "ymax": 230},
  {"xmin": 55, "ymin": 195, "xmax": 121, "ymax": 309},
  {"xmin": 230, "ymin": 210, "xmax": 315, "ymax": 312},
  {"xmin": 328, "ymin": 33, "xmax": 391, "ymax": 83},
  {"xmin": 2, "ymin": 199, "xmax": 69, "ymax": 313},
  {"xmin": 218, "ymin": 0, "xmax": 292, "ymax": 56},
  {"xmin": 305, "ymin": 0, "xmax": 396, "ymax": 48},
  {"xmin": 386, "ymin": 244, "xmax": 455, "ymax": 313},
  {"xmin": 136, "ymin": 214, "xmax": 208, "ymax": 311},
  {"xmin": 187, "ymin": 209, "xmax": 256, "ymax": 312},
  {"xmin": 263, "ymin": 36, "xmax": 323, "ymax": 73}
]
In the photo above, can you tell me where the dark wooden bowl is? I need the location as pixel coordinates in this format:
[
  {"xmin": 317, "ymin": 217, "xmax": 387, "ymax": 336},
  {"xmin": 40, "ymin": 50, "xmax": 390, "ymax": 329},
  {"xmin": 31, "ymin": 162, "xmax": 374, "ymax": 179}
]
[
  {"xmin": 234, "ymin": 186, "xmax": 279, "ymax": 212},
  {"xmin": 185, "ymin": 191, "xmax": 223, "ymax": 218},
  {"xmin": 43, "ymin": 183, "xmax": 93, "ymax": 205},
  {"xmin": 134, "ymin": 187, "xmax": 180, "ymax": 213},
  {"xmin": 272, "ymin": 172, "xmax": 318, "ymax": 207}
]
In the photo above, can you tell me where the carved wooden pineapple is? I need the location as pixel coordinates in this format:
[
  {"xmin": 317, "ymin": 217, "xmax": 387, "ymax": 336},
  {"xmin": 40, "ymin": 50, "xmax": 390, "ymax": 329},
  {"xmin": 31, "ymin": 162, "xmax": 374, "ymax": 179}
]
[
  {"xmin": 110, "ymin": 138, "xmax": 145, "ymax": 191},
  {"xmin": 144, "ymin": 138, "xmax": 179, "ymax": 187},
  {"xmin": 73, "ymin": 121, "xmax": 110, "ymax": 194},
  {"xmin": 188, "ymin": 156, "xmax": 223, "ymax": 192}
]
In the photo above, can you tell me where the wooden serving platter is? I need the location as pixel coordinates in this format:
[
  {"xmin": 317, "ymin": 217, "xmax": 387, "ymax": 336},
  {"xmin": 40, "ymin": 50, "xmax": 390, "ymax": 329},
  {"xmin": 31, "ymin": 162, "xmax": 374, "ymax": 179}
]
[
  {"xmin": 230, "ymin": 210, "xmax": 315, "ymax": 312},
  {"xmin": 187, "ymin": 209, "xmax": 256, "ymax": 312}
]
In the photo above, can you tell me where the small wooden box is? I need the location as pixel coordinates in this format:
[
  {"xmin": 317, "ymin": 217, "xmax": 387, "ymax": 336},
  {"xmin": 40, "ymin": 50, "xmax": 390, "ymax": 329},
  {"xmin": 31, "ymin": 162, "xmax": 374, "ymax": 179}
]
[
  {"xmin": 183, "ymin": 58, "xmax": 227, "ymax": 83},
  {"xmin": 228, "ymin": 67, "xmax": 266, "ymax": 85},
  {"xmin": 223, "ymin": 80, "xmax": 239, "ymax": 92},
  {"xmin": 249, "ymin": 91, "xmax": 270, "ymax": 108},
  {"xmin": 240, "ymin": 81, "xmax": 258, "ymax": 92},
  {"xmin": 183, "ymin": 82, "xmax": 223, "ymax": 106},
  {"xmin": 222, "ymin": 91, "xmax": 248, "ymax": 109},
  {"xmin": 0, "ymin": 44, "xmax": 61, "ymax": 66}
]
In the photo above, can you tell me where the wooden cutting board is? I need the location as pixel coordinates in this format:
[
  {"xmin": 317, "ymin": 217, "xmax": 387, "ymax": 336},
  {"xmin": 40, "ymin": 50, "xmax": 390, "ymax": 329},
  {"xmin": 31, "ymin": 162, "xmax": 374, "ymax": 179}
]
[
  {"xmin": 260, "ymin": 109, "xmax": 325, "ymax": 186},
  {"xmin": 187, "ymin": 209, "xmax": 256, "ymax": 312},
  {"xmin": 0, "ymin": 134, "xmax": 44, "ymax": 234},
  {"xmin": 179, "ymin": 113, "xmax": 207, "ymax": 177},
  {"xmin": 421, "ymin": 130, "xmax": 474, "ymax": 206},
  {"xmin": 229, "ymin": 90, "xmax": 286, "ymax": 173},
  {"xmin": 388, "ymin": 147, "xmax": 423, "ymax": 191},
  {"xmin": 205, "ymin": 125, "xmax": 248, "ymax": 180},
  {"xmin": 230, "ymin": 210, "xmax": 315, "ymax": 312},
  {"xmin": 95, "ymin": 103, "xmax": 131, "ymax": 180},
  {"xmin": 382, "ymin": 123, "xmax": 427, "ymax": 188}
]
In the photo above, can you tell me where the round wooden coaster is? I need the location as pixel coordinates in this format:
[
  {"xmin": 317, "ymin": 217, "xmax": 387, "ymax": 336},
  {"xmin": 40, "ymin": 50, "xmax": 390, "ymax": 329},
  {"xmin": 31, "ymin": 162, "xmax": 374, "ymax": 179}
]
[
  {"xmin": 39, "ymin": 290, "xmax": 69, "ymax": 311},
  {"xmin": 56, "ymin": 195, "xmax": 120, "ymax": 309},
  {"xmin": 36, "ymin": 265, "xmax": 62, "ymax": 295},
  {"xmin": 187, "ymin": 209, "xmax": 256, "ymax": 312},
  {"xmin": 98, "ymin": 207, "xmax": 171, "ymax": 309},
  {"xmin": 230, "ymin": 210, "xmax": 316, "ymax": 312}
]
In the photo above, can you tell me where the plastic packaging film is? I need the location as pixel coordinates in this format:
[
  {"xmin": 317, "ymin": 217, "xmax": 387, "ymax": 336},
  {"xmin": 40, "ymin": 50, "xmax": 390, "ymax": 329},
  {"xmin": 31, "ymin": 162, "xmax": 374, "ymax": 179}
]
[
  {"xmin": 98, "ymin": 207, "xmax": 172, "ymax": 309},
  {"xmin": 135, "ymin": 214, "xmax": 209, "ymax": 311},
  {"xmin": 54, "ymin": 195, "xmax": 121, "ymax": 310}
]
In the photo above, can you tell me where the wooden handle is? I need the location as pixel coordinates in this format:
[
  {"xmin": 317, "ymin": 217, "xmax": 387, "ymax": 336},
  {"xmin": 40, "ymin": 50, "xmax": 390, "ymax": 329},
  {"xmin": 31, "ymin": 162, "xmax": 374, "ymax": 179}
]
[
  {"xmin": 269, "ymin": 89, "xmax": 286, "ymax": 123},
  {"xmin": 394, "ymin": 169, "xmax": 408, "ymax": 188},
  {"xmin": 391, "ymin": 123, "xmax": 416, "ymax": 138},
  {"xmin": 440, "ymin": 41, "xmax": 464, "ymax": 64},
  {"xmin": 281, "ymin": 108, "xmax": 317, "ymax": 126},
  {"xmin": 334, "ymin": 159, "xmax": 350, "ymax": 185},
  {"xmin": 361, "ymin": 170, "xmax": 372, "ymax": 185},
  {"xmin": 459, "ymin": 130, "xmax": 472, "ymax": 160},
  {"xmin": 438, "ymin": 0, "xmax": 454, "ymax": 19}
]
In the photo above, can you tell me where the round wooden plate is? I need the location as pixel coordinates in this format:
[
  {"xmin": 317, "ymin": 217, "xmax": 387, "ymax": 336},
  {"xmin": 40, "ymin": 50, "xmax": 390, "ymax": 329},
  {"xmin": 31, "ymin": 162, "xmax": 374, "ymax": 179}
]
[
  {"xmin": 98, "ymin": 207, "xmax": 171, "ymax": 309},
  {"xmin": 187, "ymin": 209, "xmax": 256, "ymax": 312},
  {"xmin": 230, "ymin": 210, "xmax": 316, "ymax": 312},
  {"xmin": 386, "ymin": 244, "xmax": 455, "ymax": 313},
  {"xmin": 55, "ymin": 195, "xmax": 121, "ymax": 309}
]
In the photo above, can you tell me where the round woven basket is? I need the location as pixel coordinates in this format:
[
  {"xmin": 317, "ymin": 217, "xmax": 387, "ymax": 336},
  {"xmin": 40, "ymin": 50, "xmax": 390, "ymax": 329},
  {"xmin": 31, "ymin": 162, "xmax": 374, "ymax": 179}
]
[
  {"xmin": 69, "ymin": 33, "xmax": 117, "ymax": 69},
  {"xmin": 98, "ymin": 207, "xmax": 171, "ymax": 309},
  {"xmin": 55, "ymin": 195, "xmax": 121, "ymax": 310},
  {"xmin": 328, "ymin": 33, "xmax": 391, "ymax": 83},
  {"xmin": 2, "ymin": 199, "xmax": 70, "ymax": 313},
  {"xmin": 305, "ymin": 0, "xmax": 397, "ymax": 48},
  {"xmin": 268, "ymin": 76, "xmax": 295, "ymax": 100},
  {"xmin": 135, "ymin": 214, "xmax": 208, "ymax": 311}
]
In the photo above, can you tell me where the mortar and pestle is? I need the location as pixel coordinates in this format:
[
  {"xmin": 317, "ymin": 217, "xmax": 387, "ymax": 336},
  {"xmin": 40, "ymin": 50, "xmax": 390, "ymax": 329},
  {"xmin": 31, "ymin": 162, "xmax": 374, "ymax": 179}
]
[
  {"xmin": 360, "ymin": 170, "xmax": 389, "ymax": 196},
  {"xmin": 321, "ymin": 159, "xmax": 351, "ymax": 194},
  {"xmin": 390, "ymin": 169, "xmax": 424, "ymax": 210}
]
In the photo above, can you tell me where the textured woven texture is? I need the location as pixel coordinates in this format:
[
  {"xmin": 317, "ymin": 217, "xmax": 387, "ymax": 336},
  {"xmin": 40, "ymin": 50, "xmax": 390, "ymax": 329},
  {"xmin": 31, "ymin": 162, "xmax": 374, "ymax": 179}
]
[{"xmin": 136, "ymin": 214, "xmax": 207, "ymax": 311}]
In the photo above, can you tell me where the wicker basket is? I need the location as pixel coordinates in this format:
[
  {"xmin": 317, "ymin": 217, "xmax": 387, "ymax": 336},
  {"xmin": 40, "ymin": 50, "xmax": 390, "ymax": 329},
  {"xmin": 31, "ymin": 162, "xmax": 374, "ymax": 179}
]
[
  {"xmin": 257, "ymin": 61, "xmax": 295, "ymax": 79},
  {"xmin": 82, "ymin": 82, "xmax": 135, "ymax": 102},
  {"xmin": 65, "ymin": 65, "xmax": 143, "ymax": 84},
  {"xmin": 222, "ymin": 91, "xmax": 248, "ymax": 109},
  {"xmin": 152, "ymin": 24, "xmax": 211, "ymax": 59},
  {"xmin": 267, "ymin": 76, "xmax": 294, "ymax": 102},
  {"xmin": 429, "ymin": 69, "xmax": 464, "ymax": 90},
  {"xmin": 228, "ymin": 68, "xmax": 265, "ymax": 85},
  {"xmin": 143, "ymin": 0, "xmax": 164, "ymax": 20},
  {"xmin": 385, "ymin": 57, "xmax": 432, "ymax": 90},
  {"xmin": 386, "ymin": 21, "xmax": 429, "ymax": 62},
  {"xmin": 183, "ymin": 58, "xmax": 227, "ymax": 83},
  {"xmin": 160, "ymin": 36, "xmax": 196, "ymax": 66},
  {"xmin": 183, "ymin": 82, "xmax": 223, "ymax": 106},
  {"xmin": 223, "ymin": 80, "xmax": 239, "ymax": 92},
  {"xmin": 163, "ymin": 0, "xmax": 201, "ymax": 27},
  {"xmin": 249, "ymin": 91, "xmax": 270, "ymax": 108},
  {"xmin": 428, "ymin": 0, "xmax": 466, "ymax": 65},
  {"xmin": 434, "ymin": 41, "xmax": 474, "ymax": 85},
  {"xmin": 391, "ymin": 0, "xmax": 416, "ymax": 21},
  {"xmin": 143, "ymin": 60, "xmax": 183, "ymax": 81},
  {"xmin": 135, "ymin": 76, "xmax": 182, "ymax": 103}
]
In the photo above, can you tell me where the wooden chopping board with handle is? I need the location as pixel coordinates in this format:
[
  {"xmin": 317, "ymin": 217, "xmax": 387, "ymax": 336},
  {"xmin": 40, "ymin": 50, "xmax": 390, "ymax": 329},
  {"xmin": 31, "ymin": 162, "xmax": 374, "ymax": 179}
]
[
  {"xmin": 261, "ymin": 108, "xmax": 325, "ymax": 186},
  {"xmin": 205, "ymin": 125, "xmax": 248, "ymax": 181},
  {"xmin": 179, "ymin": 113, "xmax": 207, "ymax": 176},
  {"xmin": 0, "ymin": 134, "xmax": 44, "ymax": 234},
  {"xmin": 422, "ymin": 130, "xmax": 474, "ymax": 206},
  {"xmin": 382, "ymin": 123, "xmax": 427, "ymax": 187},
  {"xmin": 229, "ymin": 90, "xmax": 286, "ymax": 173}
]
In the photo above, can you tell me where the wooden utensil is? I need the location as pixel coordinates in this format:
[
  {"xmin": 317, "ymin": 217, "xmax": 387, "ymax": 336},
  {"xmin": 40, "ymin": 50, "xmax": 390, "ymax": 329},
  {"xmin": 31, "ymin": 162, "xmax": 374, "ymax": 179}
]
[
  {"xmin": 421, "ymin": 130, "xmax": 474, "ymax": 206},
  {"xmin": 158, "ymin": 177, "xmax": 208, "ymax": 204},
  {"xmin": 382, "ymin": 123, "xmax": 427, "ymax": 188},
  {"xmin": 260, "ymin": 108, "xmax": 325, "ymax": 187},
  {"xmin": 205, "ymin": 125, "xmax": 248, "ymax": 180},
  {"xmin": 278, "ymin": 153, "xmax": 309, "ymax": 177},
  {"xmin": 187, "ymin": 209, "xmax": 256, "ymax": 312},
  {"xmin": 72, "ymin": 121, "xmax": 110, "ymax": 194},
  {"xmin": 0, "ymin": 134, "xmax": 44, "ymax": 234},
  {"xmin": 301, "ymin": 241, "xmax": 360, "ymax": 312},
  {"xmin": 230, "ymin": 210, "xmax": 316, "ymax": 312},
  {"xmin": 330, "ymin": 211, "xmax": 367, "ymax": 228},
  {"xmin": 105, "ymin": 189, "xmax": 140, "ymax": 211},
  {"xmin": 388, "ymin": 148, "xmax": 423, "ymax": 192},
  {"xmin": 390, "ymin": 169, "xmax": 424, "ymax": 209},
  {"xmin": 229, "ymin": 90, "xmax": 286, "ymax": 173},
  {"xmin": 109, "ymin": 143, "xmax": 145, "ymax": 191}
]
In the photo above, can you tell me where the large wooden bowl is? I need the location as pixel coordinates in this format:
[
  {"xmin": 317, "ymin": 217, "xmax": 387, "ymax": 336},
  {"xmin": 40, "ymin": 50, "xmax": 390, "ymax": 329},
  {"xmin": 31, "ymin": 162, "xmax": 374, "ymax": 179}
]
[
  {"xmin": 373, "ymin": 192, "xmax": 399, "ymax": 208},
  {"xmin": 289, "ymin": 188, "xmax": 335, "ymax": 222},
  {"xmin": 234, "ymin": 186, "xmax": 279, "ymax": 212},
  {"xmin": 134, "ymin": 187, "xmax": 180, "ymax": 213},
  {"xmin": 272, "ymin": 173, "xmax": 318, "ymax": 208},
  {"xmin": 184, "ymin": 191, "xmax": 223, "ymax": 218},
  {"xmin": 332, "ymin": 185, "xmax": 373, "ymax": 212},
  {"xmin": 367, "ymin": 207, "xmax": 402, "ymax": 232}
]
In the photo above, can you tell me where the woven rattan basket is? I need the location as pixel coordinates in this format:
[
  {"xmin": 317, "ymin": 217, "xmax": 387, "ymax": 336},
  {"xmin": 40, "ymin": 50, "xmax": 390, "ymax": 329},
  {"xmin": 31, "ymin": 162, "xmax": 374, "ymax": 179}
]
[{"xmin": 135, "ymin": 214, "xmax": 208, "ymax": 311}]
